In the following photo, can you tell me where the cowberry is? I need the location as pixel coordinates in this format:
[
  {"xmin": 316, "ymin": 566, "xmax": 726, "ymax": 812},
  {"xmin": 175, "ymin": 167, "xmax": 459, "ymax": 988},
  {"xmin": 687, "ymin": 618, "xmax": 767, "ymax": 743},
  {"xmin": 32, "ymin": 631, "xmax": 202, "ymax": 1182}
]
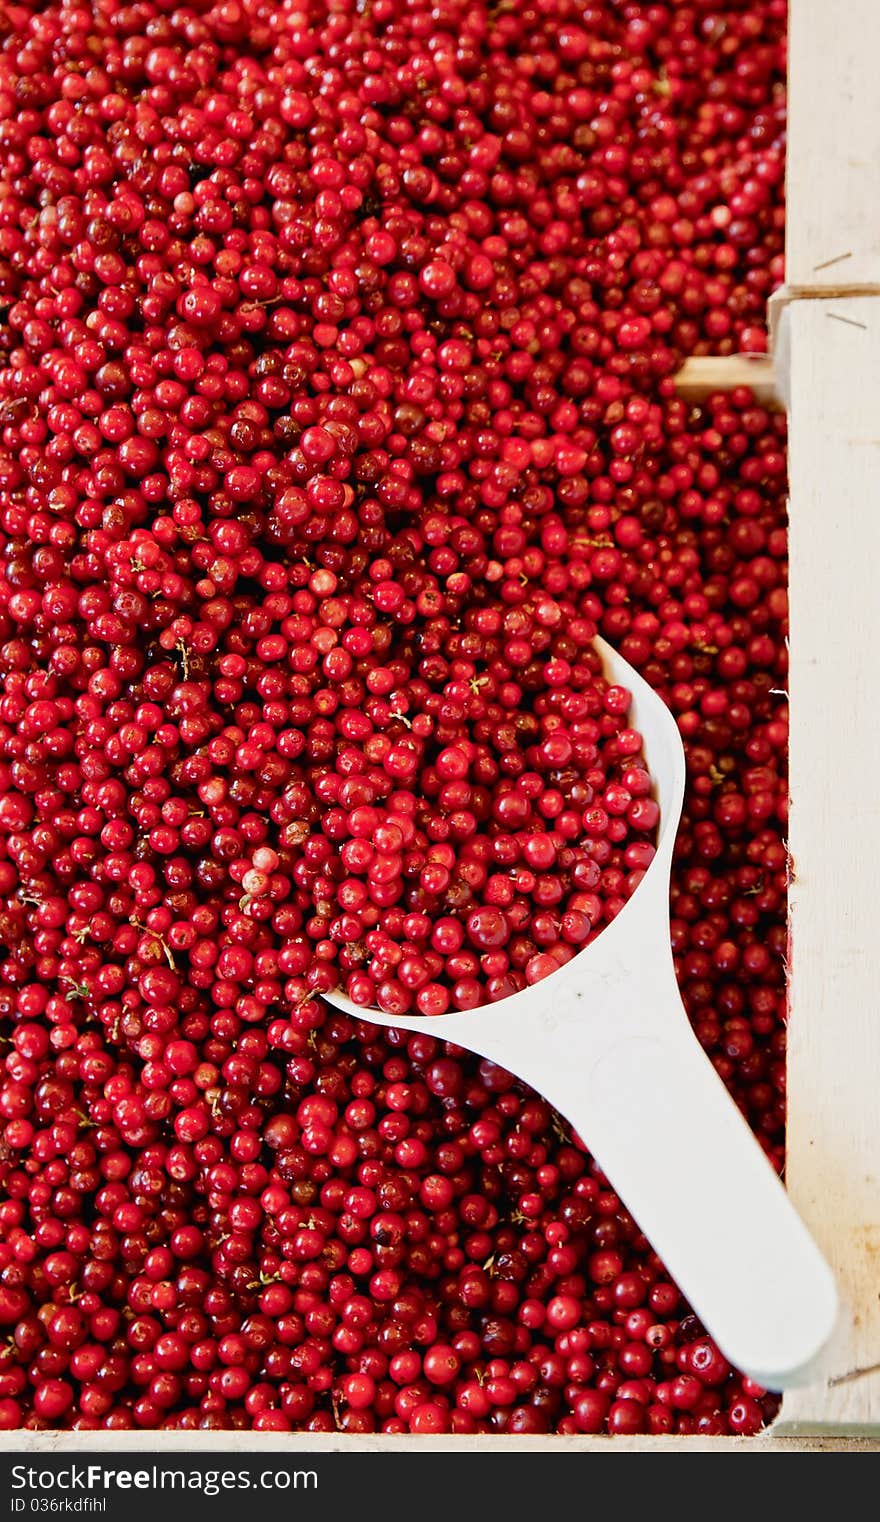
[{"xmin": 0, "ymin": 0, "xmax": 787, "ymax": 1438}]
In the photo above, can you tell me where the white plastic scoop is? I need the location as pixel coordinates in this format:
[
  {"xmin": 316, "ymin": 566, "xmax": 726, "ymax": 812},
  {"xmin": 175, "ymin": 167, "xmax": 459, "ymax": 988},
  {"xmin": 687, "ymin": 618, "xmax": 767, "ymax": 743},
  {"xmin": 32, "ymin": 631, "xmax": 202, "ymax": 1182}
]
[{"xmin": 324, "ymin": 638, "xmax": 838, "ymax": 1389}]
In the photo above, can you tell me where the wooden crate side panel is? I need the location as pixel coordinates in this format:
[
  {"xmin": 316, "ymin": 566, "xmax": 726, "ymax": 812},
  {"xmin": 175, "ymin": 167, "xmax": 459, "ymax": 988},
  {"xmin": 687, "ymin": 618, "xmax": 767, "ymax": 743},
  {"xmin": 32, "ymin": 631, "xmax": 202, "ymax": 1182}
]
[
  {"xmin": 786, "ymin": 0, "xmax": 880, "ymax": 290},
  {"xmin": 777, "ymin": 297, "xmax": 880, "ymax": 1432}
]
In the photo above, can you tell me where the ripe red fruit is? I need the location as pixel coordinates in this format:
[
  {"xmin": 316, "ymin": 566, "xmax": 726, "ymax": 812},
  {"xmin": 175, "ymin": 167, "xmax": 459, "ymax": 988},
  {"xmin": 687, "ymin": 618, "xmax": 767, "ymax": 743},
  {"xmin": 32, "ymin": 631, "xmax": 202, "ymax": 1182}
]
[{"xmin": 0, "ymin": 0, "xmax": 787, "ymax": 1439}]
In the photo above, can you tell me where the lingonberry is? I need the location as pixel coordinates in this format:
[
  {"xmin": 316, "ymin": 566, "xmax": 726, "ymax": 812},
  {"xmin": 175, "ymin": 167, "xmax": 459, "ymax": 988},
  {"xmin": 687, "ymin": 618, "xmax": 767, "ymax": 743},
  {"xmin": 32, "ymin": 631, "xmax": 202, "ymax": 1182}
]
[{"xmin": 0, "ymin": 0, "xmax": 788, "ymax": 1438}]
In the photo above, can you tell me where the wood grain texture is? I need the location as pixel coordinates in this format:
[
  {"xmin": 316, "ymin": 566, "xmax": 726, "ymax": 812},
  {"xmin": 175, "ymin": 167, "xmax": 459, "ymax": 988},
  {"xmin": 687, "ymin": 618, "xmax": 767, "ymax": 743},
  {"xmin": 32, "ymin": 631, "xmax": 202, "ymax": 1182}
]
[
  {"xmin": 674, "ymin": 355, "xmax": 781, "ymax": 408},
  {"xmin": 786, "ymin": 0, "xmax": 880, "ymax": 289},
  {"xmin": 0, "ymin": 1431, "xmax": 878, "ymax": 1453},
  {"xmin": 776, "ymin": 297, "xmax": 880, "ymax": 1433}
]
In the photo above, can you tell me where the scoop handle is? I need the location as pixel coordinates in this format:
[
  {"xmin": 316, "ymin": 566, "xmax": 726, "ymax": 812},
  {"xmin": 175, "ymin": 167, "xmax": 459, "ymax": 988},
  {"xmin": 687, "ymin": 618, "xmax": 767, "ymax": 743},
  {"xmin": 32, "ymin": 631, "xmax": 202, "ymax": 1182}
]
[{"xmin": 548, "ymin": 988, "xmax": 838, "ymax": 1389}]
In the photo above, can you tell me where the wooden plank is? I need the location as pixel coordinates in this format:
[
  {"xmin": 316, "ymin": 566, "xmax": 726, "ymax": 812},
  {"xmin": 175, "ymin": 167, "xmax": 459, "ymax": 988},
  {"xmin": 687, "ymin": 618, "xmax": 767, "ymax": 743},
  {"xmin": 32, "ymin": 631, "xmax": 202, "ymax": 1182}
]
[
  {"xmin": 0, "ymin": 1430, "xmax": 878, "ymax": 1453},
  {"xmin": 674, "ymin": 355, "xmax": 781, "ymax": 408},
  {"xmin": 776, "ymin": 296, "xmax": 880, "ymax": 1433},
  {"xmin": 785, "ymin": 0, "xmax": 880, "ymax": 291}
]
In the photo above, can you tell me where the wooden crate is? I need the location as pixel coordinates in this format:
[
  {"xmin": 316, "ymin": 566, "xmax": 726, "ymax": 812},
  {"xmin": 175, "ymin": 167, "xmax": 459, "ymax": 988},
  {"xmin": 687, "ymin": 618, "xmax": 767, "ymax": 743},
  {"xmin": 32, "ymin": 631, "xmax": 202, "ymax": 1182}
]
[
  {"xmin": 3, "ymin": 0, "xmax": 880, "ymax": 1456},
  {"xmin": 681, "ymin": 0, "xmax": 880, "ymax": 1442}
]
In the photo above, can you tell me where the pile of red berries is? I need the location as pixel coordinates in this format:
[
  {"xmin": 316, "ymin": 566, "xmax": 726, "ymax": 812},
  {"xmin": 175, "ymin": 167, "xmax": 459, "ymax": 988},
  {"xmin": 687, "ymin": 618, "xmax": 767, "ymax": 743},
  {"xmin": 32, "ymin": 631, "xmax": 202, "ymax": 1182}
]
[{"xmin": 0, "ymin": 0, "xmax": 788, "ymax": 1435}]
